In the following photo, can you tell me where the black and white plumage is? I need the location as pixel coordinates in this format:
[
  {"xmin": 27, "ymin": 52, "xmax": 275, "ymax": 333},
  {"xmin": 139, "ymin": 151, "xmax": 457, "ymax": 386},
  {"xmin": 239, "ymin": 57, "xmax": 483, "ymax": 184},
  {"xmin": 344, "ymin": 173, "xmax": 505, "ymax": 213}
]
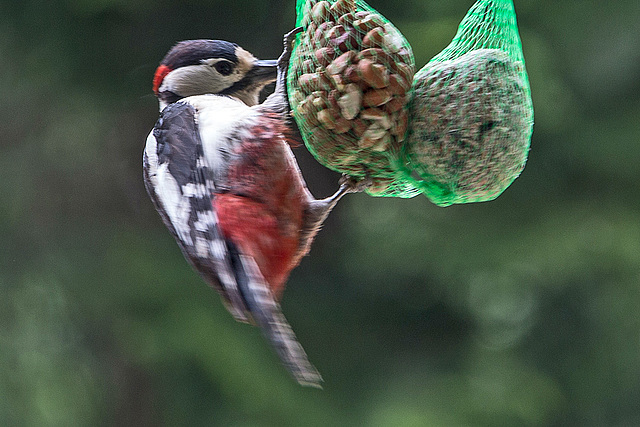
[
  {"xmin": 143, "ymin": 29, "xmax": 365, "ymax": 387},
  {"xmin": 144, "ymin": 100, "xmax": 248, "ymax": 320}
]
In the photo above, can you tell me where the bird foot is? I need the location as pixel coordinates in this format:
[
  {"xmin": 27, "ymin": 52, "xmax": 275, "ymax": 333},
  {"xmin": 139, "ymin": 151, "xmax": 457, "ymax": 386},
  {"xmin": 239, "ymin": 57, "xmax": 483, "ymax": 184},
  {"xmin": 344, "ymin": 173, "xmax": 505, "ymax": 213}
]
[
  {"xmin": 277, "ymin": 27, "xmax": 303, "ymax": 74},
  {"xmin": 339, "ymin": 174, "xmax": 373, "ymax": 194},
  {"xmin": 267, "ymin": 27, "xmax": 303, "ymax": 114}
]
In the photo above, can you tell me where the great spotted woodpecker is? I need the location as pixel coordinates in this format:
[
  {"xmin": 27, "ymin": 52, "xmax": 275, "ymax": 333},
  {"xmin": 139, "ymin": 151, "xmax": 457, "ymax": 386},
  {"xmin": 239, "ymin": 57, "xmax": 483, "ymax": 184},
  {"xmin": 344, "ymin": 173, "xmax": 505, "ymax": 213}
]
[{"xmin": 143, "ymin": 29, "xmax": 366, "ymax": 387}]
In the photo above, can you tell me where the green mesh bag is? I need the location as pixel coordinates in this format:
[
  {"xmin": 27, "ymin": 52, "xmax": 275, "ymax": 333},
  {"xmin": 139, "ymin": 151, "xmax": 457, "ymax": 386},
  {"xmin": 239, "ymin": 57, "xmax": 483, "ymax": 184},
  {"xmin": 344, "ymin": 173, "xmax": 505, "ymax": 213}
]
[
  {"xmin": 287, "ymin": 0, "xmax": 420, "ymax": 197},
  {"xmin": 401, "ymin": 0, "xmax": 534, "ymax": 207}
]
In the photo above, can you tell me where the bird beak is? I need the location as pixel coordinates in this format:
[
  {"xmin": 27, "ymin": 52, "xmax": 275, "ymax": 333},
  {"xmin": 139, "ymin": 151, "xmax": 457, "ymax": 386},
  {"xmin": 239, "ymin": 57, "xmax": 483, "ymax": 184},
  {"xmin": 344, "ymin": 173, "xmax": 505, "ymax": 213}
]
[{"xmin": 248, "ymin": 59, "xmax": 278, "ymax": 84}]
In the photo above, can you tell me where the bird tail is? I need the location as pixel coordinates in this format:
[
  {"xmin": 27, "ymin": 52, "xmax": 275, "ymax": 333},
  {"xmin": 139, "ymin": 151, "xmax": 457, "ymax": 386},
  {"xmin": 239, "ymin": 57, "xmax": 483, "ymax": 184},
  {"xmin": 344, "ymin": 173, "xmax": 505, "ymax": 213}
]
[{"xmin": 232, "ymin": 250, "xmax": 323, "ymax": 388}]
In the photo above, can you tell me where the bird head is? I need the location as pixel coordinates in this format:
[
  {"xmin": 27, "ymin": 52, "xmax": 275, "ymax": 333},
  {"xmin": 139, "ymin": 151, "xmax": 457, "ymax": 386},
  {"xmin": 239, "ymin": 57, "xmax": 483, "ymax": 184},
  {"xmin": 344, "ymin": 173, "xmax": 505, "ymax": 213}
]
[{"xmin": 153, "ymin": 40, "xmax": 278, "ymax": 110}]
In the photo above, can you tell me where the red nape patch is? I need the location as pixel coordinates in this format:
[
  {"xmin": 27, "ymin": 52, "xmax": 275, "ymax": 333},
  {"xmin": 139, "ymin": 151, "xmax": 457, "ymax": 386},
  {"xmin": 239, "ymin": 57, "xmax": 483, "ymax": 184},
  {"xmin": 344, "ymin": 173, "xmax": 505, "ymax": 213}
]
[{"xmin": 153, "ymin": 65, "xmax": 172, "ymax": 94}]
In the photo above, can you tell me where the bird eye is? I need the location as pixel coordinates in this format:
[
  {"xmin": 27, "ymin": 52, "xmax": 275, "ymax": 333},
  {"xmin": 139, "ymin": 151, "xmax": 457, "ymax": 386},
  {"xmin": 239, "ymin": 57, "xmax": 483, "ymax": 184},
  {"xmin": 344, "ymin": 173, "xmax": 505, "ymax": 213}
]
[{"xmin": 214, "ymin": 61, "xmax": 233, "ymax": 76}]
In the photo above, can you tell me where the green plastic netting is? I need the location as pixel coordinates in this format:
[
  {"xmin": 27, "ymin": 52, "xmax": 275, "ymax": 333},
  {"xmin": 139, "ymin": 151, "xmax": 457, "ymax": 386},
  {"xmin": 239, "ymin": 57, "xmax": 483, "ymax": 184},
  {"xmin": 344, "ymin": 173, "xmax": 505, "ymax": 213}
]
[
  {"xmin": 400, "ymin": 0, "xmax": 534, "ymax": 206},
  {"xmin": 287, "ymin": 0, "xmax": 420, "ymax": 197}
]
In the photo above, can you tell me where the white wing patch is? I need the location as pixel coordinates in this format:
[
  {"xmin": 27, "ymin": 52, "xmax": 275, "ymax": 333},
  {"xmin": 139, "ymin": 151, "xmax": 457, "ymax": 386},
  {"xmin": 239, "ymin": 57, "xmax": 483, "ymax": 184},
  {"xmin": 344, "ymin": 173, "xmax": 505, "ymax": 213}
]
[
  {"xmin": 144, "ymin": 132, "xmax": 159, "ymax": 178},
  {"xmin": 155, "ymin": 163, "xmax": 193, "ymax": 246},
  {"xmin": 180, "ymin": 182, "xmax": 208, "ymax": 199}
]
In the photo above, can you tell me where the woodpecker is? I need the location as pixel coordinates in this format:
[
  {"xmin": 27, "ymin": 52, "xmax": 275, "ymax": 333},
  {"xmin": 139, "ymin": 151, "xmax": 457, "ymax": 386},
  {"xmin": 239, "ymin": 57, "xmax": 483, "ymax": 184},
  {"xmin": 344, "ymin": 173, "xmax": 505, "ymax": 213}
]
[{"xmin": 143, "ymin": 29, "xmax": 365, "ymax": 387}]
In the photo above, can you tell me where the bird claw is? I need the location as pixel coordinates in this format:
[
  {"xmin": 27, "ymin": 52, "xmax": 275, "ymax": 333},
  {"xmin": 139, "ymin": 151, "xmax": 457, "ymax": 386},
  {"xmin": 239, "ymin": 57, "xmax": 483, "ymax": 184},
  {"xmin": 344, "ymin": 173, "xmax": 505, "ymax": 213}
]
[
  {"xmin": 277, "ymin": 27, "xmax": 303, "ymax": 72},
  {"xmin": 339, "ymin": 174, "xmax": 373, "ymax": 193}
]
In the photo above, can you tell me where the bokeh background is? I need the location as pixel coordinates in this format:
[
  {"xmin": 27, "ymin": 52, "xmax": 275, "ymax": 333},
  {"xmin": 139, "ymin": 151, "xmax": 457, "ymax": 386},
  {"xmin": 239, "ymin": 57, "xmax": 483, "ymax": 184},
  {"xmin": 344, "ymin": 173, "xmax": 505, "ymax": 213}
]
[{"xmin": 1, "ymin": 0, "xmax": 639, "ymax": 425}]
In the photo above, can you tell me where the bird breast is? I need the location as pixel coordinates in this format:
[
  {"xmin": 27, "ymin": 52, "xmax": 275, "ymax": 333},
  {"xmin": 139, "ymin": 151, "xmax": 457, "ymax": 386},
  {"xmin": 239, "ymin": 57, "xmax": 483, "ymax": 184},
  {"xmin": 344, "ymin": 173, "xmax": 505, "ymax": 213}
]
[{"xmin": 187, "ymin": 95, "xmax": 312, "ymax": 295}]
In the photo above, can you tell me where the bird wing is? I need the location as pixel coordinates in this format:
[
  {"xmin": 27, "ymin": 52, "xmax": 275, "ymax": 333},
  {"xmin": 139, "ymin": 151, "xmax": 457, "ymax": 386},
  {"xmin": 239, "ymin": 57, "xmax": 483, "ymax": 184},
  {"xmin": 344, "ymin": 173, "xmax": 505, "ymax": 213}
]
[{"xmin": 143, "ymin": 101, "xmax": 250, "ymax": 322}]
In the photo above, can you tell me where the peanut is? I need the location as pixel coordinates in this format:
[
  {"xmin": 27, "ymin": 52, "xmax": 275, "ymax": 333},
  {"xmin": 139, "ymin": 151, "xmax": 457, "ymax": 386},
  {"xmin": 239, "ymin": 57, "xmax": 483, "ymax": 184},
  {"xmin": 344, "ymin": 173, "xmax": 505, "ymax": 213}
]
[
  {"xmin": 371, "ymin": 133, "xmax": 392, "ymax": 152},
  {"xmin": 358, "ymin": 48, "xmax": 393, "ymax": 66},
  {"xmin": 361, "ymin": 108, "xmax": 391, "ymax": 129},
  {"xmin": 344, "ymin": 65, "xmax": 360, "ymax": 83},
  {"xmin": 331, "ymin": 32, "xmax": 352, "ymax": 52},
  {"xmin": 317, "ymin": 109, "xmax": 336, "ymax": 129},
  {"xmin": 299, "ymin": 73, "xmax": 323, "ymax": 92},
  {"xmin": 334, "ymin": 117, "xmax": 352, "ymax": 134},
  {"xmin": 330, "ymin": 0, "xmax": 356, "ymax": 16},
  {"xmin": 352, "ymin": 118, "xmax": 368, "ymax": 137},
  {"xmin": 358, "ymin": 59, "xmax": 389, "ymax": 89},
  {"xmin": 338, "ymin": 12, "xmax": 356, "ymax": 27},
  {"xmin": 383, "ymin": 96, "xmax": 405, "ymax": 113},
  {"xmin": 326, "ymin": 51, "xmax": 355, "ymax": 75},
  {"xmin": 315, "ymin": 22, "xmax": 334, "ymax": 46},
  {"xmin": 337, "ymin": 84, "xmax": 362, "ymax": 120},
  {"xmin": 315, "ymin": 47, "xmax": 336, "ymax": 67},
  {"xmin": 291, "ymin": 2, "xmax": 417, "ymax": 194},
  {"xmin": 363, "ymin": 88, "xmax": 392, "ymax": 107},
  {"xmin": 362, "ymin": 122, "xmax": 387, "ymax": 141},
  {"xmin": 311, "ymin": 1, "xmax": 331, "ymax": 25},
  {"xmin": 388, "ymin": 74, "xmax": 409, "ymax": 96},
  {"xmin": 362, "ymin": 27, "xmax": 385, "ymax": 48},
  {"xmin": 326, "ymin": 24, "xmax": 346, "ymax": 40},
  {"xmin": 329, "ymin": 73, "xmax": 346, "ymax": 91}
]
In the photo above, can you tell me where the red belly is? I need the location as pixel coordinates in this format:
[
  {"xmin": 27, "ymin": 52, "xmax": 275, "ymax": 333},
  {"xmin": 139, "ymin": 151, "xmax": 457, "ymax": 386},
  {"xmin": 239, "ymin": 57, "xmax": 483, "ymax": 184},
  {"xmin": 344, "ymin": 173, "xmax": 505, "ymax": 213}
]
[{"xmin": 214, "ymin": 194, "xmax": 300, "ymax": 299}]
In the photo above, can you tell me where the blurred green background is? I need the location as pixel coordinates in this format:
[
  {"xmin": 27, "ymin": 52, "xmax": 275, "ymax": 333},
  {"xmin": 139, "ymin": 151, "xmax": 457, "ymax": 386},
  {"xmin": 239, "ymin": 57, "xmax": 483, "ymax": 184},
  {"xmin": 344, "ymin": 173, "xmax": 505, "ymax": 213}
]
[{"xmin": 1, "ymin": 0, "xmax": 639, "ymax": 425}]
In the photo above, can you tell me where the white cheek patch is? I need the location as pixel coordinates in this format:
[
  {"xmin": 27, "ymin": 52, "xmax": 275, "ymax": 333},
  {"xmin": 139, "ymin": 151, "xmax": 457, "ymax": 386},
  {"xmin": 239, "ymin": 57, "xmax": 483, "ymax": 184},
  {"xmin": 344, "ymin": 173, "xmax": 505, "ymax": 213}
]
[{"xmin": 161, "ymin": 64, "xmax": 242, "ymax": 97}]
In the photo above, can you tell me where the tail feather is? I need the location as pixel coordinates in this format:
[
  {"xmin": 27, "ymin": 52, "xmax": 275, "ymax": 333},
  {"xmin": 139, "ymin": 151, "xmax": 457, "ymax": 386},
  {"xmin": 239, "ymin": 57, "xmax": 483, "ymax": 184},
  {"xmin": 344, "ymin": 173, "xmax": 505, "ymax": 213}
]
[{"xmin": 236, "ymin": 252, "xmax": 323, "ymax": 388}]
